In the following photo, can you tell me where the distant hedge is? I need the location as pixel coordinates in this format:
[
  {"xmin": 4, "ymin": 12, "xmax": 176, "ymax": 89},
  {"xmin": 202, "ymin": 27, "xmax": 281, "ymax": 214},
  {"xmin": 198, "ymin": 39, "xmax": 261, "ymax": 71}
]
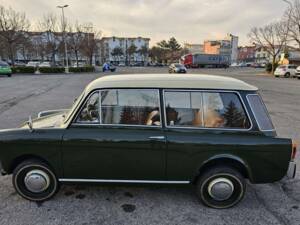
[
  {"xmin": 69, "ymin": 66, "xmax": 95, "ymax": 73},
  {"xmin": 11, "ymin": 66, "xmax": 95, "ymax": 74},
  {"xmin": 38, "ymin": 67, "xmax": 65, "ymax": 73},
  {"xmin": 12, "ymin": 66, "xmax": 35, "ymax": 73}
]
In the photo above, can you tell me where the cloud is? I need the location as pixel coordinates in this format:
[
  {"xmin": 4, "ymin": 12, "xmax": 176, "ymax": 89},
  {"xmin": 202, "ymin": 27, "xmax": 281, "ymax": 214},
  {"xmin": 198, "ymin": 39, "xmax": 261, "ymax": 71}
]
[{"xmin": 0, "ymin": 0, "xmax": 289, "ymax": 45}]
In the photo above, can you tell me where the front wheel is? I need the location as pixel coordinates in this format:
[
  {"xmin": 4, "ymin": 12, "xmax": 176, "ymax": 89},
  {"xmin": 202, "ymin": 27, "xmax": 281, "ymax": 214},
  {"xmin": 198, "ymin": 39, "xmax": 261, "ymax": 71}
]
[
  {"xmin": 284, "ymin": 72, "xmax": 290, "ymax": 78},
  {"xmin": 196, "ymin": 166, "xmax": 246, "ymax": 209},
  {"xmin": 12, "ymin": 160, "xmax": 59, "ymax": 201}
]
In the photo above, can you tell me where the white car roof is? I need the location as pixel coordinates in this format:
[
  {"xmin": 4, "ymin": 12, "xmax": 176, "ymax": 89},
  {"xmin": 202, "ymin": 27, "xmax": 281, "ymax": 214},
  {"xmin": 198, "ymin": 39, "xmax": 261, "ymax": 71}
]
[{"xmin": 85, "ymin": 74, "xmax": 258, "ymax": 92}]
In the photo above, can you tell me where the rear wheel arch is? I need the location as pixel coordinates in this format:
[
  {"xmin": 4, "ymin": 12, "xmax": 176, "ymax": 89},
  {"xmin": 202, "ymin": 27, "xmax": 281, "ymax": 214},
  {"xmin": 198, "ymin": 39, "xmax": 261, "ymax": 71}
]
[{"xmin": 194, "ymin": 156, "xmax": 252, "ymax": 183}]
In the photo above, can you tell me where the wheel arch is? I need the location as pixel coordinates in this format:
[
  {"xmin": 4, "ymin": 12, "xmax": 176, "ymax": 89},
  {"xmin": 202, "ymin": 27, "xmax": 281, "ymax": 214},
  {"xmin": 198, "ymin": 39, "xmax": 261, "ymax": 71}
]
[
  {"xmin": 9, "ymin": 154, "xmax": 52, "ymax": 174},
  {"xmin": 193, "ymin": 154, "xmax": 253, "ymax": 184}
]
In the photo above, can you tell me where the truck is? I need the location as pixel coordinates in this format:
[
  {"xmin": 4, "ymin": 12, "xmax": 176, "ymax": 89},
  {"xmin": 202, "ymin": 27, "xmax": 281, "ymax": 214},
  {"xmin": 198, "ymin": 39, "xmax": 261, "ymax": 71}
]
[{"xmin": 180, "ymin": 53, "xmax": 230, "ymax": 68}]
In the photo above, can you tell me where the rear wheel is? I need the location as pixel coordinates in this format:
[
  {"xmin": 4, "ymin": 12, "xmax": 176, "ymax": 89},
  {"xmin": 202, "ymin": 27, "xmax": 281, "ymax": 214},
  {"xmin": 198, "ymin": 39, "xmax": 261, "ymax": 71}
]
[
  {"xmin": 12, "ymin": 160, "xmax": 59, "ymax": 201},
  {"xmin": 196, "ymin": 166, "xmax": 246, "ymax": 209},
  {"xmin": 7, "ymin": 74, "xmax": 11, "ymax": 77},
  {"xmin": 284, "ymin": 72, "xmax": 290, "ymax": 78}
]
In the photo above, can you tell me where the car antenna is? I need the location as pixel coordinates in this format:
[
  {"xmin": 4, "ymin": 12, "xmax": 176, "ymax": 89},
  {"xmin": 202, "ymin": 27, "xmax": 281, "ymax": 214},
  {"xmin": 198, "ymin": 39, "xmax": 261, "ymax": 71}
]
[{"xmin": 26, "ymin": 116, "xmax": 34, "ymax": 132}]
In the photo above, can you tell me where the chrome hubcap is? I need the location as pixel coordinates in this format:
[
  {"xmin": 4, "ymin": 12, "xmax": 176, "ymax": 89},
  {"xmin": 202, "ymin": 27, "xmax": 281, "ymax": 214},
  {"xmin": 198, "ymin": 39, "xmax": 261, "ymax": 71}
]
[
  {"xmin": 208, "ymin": 178, "xmax": 234, "ymax": 201},
  {"xmin": 24, "ymin": 170, "xmax": 50, "ymax": 193}
]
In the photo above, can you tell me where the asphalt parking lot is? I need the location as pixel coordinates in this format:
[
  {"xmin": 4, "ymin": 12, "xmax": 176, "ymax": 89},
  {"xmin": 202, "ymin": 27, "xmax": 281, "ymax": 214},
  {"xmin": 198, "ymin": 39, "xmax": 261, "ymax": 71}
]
[{"xmin": 0, "ymin": 67, "xmax": 299, "ymax": 225}]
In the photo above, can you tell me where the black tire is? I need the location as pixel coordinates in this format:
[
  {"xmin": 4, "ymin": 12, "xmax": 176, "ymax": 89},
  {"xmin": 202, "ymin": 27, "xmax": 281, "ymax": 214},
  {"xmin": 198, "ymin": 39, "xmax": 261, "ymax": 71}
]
[
  {"xmin": 7, "ymin": 74, "xmax": 11, "ymax": 77},
  {"xmin": 196, "ymin": 166, "xmax": 246, "ymax": 209},
  {"xmin": 12, "ymin": 160, "xmax": 59, "ymax": 202},
  {"xmin": 284, "ymin": 72, "xmax": 290, "ymax": 78}
]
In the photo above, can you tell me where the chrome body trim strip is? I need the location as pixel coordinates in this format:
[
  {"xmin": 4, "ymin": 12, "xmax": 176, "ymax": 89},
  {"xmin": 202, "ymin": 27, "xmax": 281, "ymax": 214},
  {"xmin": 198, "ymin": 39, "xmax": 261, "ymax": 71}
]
[{"xmin": 58, "ymin": 179, "xmax": 190, "ymax": 184}]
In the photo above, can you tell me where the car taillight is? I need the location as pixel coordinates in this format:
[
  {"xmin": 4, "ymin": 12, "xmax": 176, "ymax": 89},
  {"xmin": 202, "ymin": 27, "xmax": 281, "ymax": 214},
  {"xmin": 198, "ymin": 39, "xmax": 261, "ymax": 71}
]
[{"xmin": 291, "ymin": 140, "xmax": 298, "ymax": 160}]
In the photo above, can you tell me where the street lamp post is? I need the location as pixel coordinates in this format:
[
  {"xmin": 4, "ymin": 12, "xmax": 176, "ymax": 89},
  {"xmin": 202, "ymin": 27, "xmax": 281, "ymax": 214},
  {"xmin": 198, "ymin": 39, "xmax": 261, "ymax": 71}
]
[
  {"xmin": 57, "ymin": 4, "xmax": 69, "ymax": 73},
  {"xmin": 84, "ymin": 25, "xmax": 93, "ymax": 65}
]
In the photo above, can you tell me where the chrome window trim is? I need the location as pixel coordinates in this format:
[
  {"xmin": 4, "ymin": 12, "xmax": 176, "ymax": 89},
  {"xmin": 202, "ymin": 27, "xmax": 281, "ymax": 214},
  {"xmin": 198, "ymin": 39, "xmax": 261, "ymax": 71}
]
[
  {"xmin": 59, "ymin": 178, "xmax": 189, "ymax": 184},
  {"xmin": 246, "ymin": 94, "xmax": 275, "ymax": 132},
  {"xmin": 162, "ymin": 89, "xmax": 253, "ymax": 131},
  {"xmin": 72, "ymin": 88, "xmax": 162, "ymax": 128}
]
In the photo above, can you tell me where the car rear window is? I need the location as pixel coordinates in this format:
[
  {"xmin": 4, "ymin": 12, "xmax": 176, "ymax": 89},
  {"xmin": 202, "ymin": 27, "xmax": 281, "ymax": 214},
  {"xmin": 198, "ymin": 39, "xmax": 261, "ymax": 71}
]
[{"xmin": 247, "ymin": 94, "xmax": 274, "ymax": 131}]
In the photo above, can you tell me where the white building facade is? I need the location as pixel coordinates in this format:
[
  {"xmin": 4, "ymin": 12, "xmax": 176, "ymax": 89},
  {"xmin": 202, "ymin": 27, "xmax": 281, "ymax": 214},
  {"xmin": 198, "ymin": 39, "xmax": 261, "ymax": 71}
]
[{"xmin": 99, "ymin": 36, "xmax": 150, "ymax": 65}]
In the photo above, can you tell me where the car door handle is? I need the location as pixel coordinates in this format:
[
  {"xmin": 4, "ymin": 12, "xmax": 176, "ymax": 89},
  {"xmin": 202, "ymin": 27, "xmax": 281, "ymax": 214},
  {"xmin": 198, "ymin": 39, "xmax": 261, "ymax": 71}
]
[{"xmin": 148, "ymin": 136, "xmax": 165, "ymax": 141}]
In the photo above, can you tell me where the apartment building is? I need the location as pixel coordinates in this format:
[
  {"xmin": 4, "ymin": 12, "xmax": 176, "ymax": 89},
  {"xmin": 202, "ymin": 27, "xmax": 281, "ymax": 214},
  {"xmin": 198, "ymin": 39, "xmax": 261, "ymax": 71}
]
[
  {"xmin": 184, "ymin": 43, "xmax": 204, "ymax": 54},
  {"xmin": 237, "ymin": 46, "xmax": 256, "ymax": 63},
  {"xmin": 203, "ymin": 34, "xmax": 239, "ymax": 64},
  {"xmin": 99, "ymin": 36, "xmax": 150, "ymax": 65},
  {"xmin": 12, "ymin": 31, "xmax": 95, "ymax": 65}
]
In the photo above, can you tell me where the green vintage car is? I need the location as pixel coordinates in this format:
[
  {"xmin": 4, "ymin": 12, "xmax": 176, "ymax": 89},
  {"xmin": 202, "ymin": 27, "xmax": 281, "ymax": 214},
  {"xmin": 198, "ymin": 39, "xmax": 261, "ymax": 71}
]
[
  {"xmin": 0, "ymin": 74, "xmax": 297, "ymax": 208},
  {"xmin": 0, "ymin": 61, "xmax": 12, "ymax": 77}
]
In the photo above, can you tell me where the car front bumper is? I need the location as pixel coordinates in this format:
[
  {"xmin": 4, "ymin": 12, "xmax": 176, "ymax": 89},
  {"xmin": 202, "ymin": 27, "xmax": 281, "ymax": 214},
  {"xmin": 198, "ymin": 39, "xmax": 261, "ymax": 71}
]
[
  {"xmin": 274, "ymin": 72, "xmax": 284, "ymax": 76},
  {"xmin": 287, "ymin": 161, "xmax": 296, "ymax": 179}
]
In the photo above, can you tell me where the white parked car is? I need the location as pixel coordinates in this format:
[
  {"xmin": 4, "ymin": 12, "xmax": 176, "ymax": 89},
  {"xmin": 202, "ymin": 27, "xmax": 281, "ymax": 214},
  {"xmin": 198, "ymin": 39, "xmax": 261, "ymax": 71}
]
[
  {"xmin": 39, "ymin": 62, "xmax": 51, "ymax": 68},
  {"xmin": 274, "ymin": 64, "xmax": 297, "ymax": 78},
  {"xmin": 26, "ymin": 61, "xmax": 40, "ymax": 67},
  {"xmin": 73, "ymin": 62, "xmax": 86, "ymax": 67},
  {"xmin": 295, "ymin": 66, "xmax": 300, "ymax": 79},
  {"xmin": 230, "ymin": 63, "xmax": 239, "ymax": 67}
]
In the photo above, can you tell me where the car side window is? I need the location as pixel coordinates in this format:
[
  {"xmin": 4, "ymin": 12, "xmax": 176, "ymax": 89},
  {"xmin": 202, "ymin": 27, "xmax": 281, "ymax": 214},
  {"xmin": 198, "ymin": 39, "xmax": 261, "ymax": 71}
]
[
  {"xmin": 164, "ymin": 91, "xmax": 250, "ymax": 129},
  {"xmin": 76, "ymin": 92, "xmax": 100, "ymax": 123},
  {"xmin": 203, "ymin": 92, "xmax": 250, "ymax": 129},
  {"xmin": 247, "ymin": 94, "xmax": 274, "ymax": 131},
  {"xmin": 165, "ymin": 91, "xmax": 203, "ymax": 127},
  {"xmin": 101, "ymin": 89, "xmax": 161, "ymax": 126}
]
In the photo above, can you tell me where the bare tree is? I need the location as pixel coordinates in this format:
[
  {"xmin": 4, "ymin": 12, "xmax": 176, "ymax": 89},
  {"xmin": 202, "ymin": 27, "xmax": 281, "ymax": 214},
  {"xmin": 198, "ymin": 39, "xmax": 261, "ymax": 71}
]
[
  {"xmin": 248, "ymin": 21, "xmax": 289, "ymax": 74},
  {"xmin": 67, "ymin": 22, "xmax": 86, "ymax": 66},
  {"xmin": 0, "ymin": 6, "xmax": 30, "ymax": 65},
  {"xmin": 80, "ymin": 24, "xmax": 102, "ymax": 66},
  {"xmin": 38, "ymin": 13, "xmax": 62, "ymax": 66},
  {"xmin": 283, "ymin": 0, "xmax": 300, "ymax": 48}
]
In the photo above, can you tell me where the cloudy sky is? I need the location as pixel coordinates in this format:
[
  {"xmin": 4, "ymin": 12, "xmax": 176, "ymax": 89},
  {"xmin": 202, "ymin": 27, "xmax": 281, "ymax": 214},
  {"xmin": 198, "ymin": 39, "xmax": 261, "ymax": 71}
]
[{"xmin": 0, "ymin": 0, "xmax": 290, "ymax": 46}]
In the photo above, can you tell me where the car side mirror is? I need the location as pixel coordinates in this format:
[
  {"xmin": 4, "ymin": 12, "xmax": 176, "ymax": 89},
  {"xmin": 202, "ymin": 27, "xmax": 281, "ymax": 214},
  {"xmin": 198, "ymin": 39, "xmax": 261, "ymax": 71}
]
[{"xmin": 26, "ymin": 116, "xmax": 33, "ymax": 132}]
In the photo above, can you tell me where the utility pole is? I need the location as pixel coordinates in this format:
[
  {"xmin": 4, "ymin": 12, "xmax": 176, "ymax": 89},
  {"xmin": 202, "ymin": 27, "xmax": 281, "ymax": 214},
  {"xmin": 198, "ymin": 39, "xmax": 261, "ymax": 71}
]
[{"xmin": 57, "ymin": 4, "xmax": 69, "ymax": 73}]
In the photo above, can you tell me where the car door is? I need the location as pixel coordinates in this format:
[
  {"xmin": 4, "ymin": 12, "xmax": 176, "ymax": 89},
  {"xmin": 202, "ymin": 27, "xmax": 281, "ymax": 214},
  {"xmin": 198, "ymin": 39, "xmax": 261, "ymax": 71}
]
[
  {"xmin": 163, "ymin": 90, "xmax": 252, "ymax": 181},
  {"xmin": 61, "ymin": 89, "xmax": 167, "ymax": 181}
]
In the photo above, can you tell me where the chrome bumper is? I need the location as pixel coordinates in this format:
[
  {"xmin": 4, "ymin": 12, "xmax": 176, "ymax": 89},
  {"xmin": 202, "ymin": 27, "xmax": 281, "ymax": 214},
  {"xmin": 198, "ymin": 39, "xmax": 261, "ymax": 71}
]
[{"xmin": 287, "ymin": 161, "xmax": 297, "ymax": 179}]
